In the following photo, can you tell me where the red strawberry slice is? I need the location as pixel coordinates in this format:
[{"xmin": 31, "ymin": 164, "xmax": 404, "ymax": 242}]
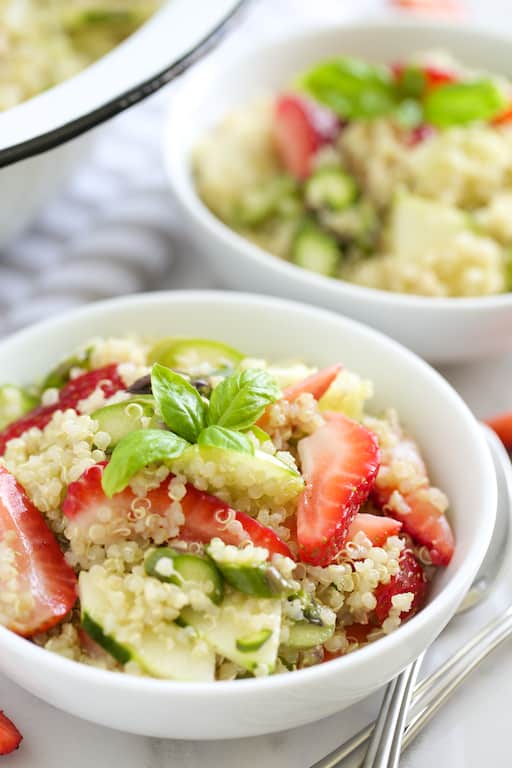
[
  {"xmin": 374, "ymin": 549, "xmax": 428, "ymax": 623},
  {"xmin": 273, "ymin": 94, "xmax": 340, "ymax": 180},
  {"xmin": 282, "ymin": 363, "xmax": 342, "ymax": 404},
  {"xmin": 372, "ymin": 438, "xmax": 454, "ymax": 566},
  {"xmin": 297, "ymin": 412, "xmax": 380, "ymax": 566},
  {"xmin": 423, "ymin": 66, "xmax": 458, "ymax": 88},
  {"xmin": 347, "ymin": 513, "xmax": 402, "ymax": 547},
  {"xmin": 0, "ymin": 364, "xmax": 125, "ymax": 455},
  {"xmin": 0, "ymin": 467, "xmax": 77, "ymax": 636},
  {"xmin": 63, "ymin": 464, "xmax": 294, "ymax": 560},
  {"xmin": 0, "ymin": 711, "xmax": 22, "ymax": 756}
]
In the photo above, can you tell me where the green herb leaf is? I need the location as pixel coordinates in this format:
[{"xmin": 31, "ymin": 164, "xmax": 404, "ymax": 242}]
[
  {"xmin": 297, "ymin": 57, "xmax": 395, "ymax": 119},
  {"xmin": 102, "ymin": 429, "xmax": 189, "ymax": 497},
  {"xmin": 207, "ymin": 368, "xmax": 280, "ymax": 430},
  {"xmin": 151, "ymin": 363, "xmax": 207, "ymax": 443},
  {"xmin": 394, "ymin": 66, "xmax": 427, "ymax": 100},
  {"xmin": 198, "ymin": 425, "xmax": 254, "ymax": 455},
  {"xmin": 424, "ymin": 80, "xmax": 506, "ymax": 127}
]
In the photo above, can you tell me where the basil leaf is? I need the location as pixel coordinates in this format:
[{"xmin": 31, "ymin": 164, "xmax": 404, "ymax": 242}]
[
  {"xmin": 198, "ymin": 425, "xmax": 254, "ymax": 455},
  {"xmin": 207, "ymin": 368, "xmax": 280, "ymax": 430},
  {"xmin": 151, "ymin": 363, "xmax": 207, "ymax": 443},
  {"xmin": 102, "ymin": 429, "xmax": 188, "ymax": 497},
  {"xmin": 424, "ymin": 80, "xmax": 506, "ymax": 127},
  {"xmin": 298, "ymin": 57, "xmax": 395, "ymax": 119},
  {"xmin": 395, "ymin": 66, "xmax": 427, "ymax": 100}
]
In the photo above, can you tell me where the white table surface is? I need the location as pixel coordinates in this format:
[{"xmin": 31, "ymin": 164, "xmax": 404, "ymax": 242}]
[{"xmin": 3, "ymin": 1, "xmax": 512, "ymax": 766}]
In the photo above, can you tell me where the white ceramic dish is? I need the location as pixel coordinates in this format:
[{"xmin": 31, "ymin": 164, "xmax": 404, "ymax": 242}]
[
  {"xmin": 164, "ymin": 22, "xmax": 512, "ymax": 364},
  {"xmin": 0, "ymin": 0, "xmax": 247, "ymax": 246},
  {"xmin": 0, "ymin": 290, "xmax": 496, "ymax": 739}
]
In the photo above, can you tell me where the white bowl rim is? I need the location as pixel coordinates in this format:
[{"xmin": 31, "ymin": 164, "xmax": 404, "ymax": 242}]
[
  {"xmin": 0, "ymin": 290, "xmax": 497, "ymax": 697},
  {"xmin": 164, "ymin": 19, "xmax": 512, "ymax": 312}
]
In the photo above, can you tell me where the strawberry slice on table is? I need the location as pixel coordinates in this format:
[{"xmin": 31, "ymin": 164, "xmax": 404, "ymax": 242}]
[
  {"xmin": 273, "ymin": 94, "xmax": 340, "ymax": 180},
  {"xmin": 296, "ymin": 412, "xmax": 380, "ymax": 566},
  {"xmin": 372, "ymin": 437, "xmax": 454, "ymax": 566},
  {"xmin": 347, "ymin": 513, "xmax": 402, "ymax": 548},
  {"xmin": 0, "ymin": 467, "xmax": 77, "ymax": 636},
  {"xmin": 63, "ymin": 463, "xmax": 294, "ymax": 560},
  {"xmin": 0, "ymin": 711, "xmax": 22, "ymax": 756},
  {"xmin": 0, "ymin": 364, "xmax": 125, "ymax": 455},
  {"xmin": 374, "ymin": 549, "xmax": 428, "ymax": 624}
]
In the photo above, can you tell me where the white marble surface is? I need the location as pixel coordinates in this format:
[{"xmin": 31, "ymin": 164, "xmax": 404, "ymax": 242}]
[{"xmin": 3, "ymin": 0, "xmax": 512, "ymax": 766}]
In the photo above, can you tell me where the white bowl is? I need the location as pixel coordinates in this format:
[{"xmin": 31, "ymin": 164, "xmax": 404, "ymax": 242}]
[
  {"xmin": 164, "ymin": 22, "xmax": 512, "ymax": 364},
  {"xmin": 0, "ymin": 290, "xmax": 496, "ymax": 738},
  {"xmin": 0, "ymin": 0, "xmax": 247, "ymax": 246}
]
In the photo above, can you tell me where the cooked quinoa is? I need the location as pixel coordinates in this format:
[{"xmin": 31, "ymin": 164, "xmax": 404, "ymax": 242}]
[
  {"xmin": 0, "ymin": 335, "xmax": 453, "ymax": 680},
  {"xmin": 193, "ymin": 51, "xmax": 512, "ymax": 298},
  {"xmin": 0, "ymin": 0, "xmax": 161, "ymax": 111}
]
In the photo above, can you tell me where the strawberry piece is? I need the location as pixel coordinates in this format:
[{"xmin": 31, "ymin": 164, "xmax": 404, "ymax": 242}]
[
  {"xmin": 282, "ymin": 364, "xmax": 342, "ymax": 404},
  {"xmin": 0, "ymin": 467, "xmax": 77, "ymax": 636},
  {"xmin": 487, "ymin": 411, "xmax": 512, "ymax": 449},
  {"xmin": 492, "ymin": 105, "xmax": 512, "ymax": 126},
  {"xmin": 374, "ymin": 549, "xmax": 428, "ymax": 623},
  {"xmin": 63, "ymin": 464, "xmax": 294, "ymax": 560},
  {"xmin": 273, "ymin": 94, "xmax": 340, "ymax": 180},
  {"xmin": 0, "ymin": 364, "xmax": 125, "ymax": 455},
  {"xmin": 296, "ymin": 412, "xmax": 380, "ymax": 565},
  {"xmin": 0, "ymin": 711, "xmax": 22, "ymax": 756},
  {"xmin": 423, "ymin": 66, "xmax": 458, "ymax": 88},
  {"xmin": 372, "ymin": 437, "xmax": 454, "ymax": 566},
  {"xmin": 347, "ymin": 513, "xmax": 402, "ymax": 547}
]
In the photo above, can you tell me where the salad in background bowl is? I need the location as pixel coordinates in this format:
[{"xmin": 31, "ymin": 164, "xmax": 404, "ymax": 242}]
[{"xmin": 0, "ymin": 291, "xmax": 495, "ymax": 739}]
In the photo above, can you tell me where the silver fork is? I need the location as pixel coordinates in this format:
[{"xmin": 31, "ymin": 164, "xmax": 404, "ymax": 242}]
[{"xmin": 312, "ymin": 424, "xmax": 511, "ymax": 768}]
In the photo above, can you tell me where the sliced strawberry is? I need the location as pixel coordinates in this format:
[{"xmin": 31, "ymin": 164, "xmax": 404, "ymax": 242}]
[
  {"xmin": 374, "ymin": 549, "xmax": 428, "ymax": 623},
  {"xmin": 0, "ymin": 711, "xmax": 22, "ymax": 756},
  {"xmin": 296, "ymin": 412, "xmax": 380, "ymax": 566},
  {"xmin": 282, "ymin": 364, "xmax": 342, "ymax": 404},
  {"xmin": 492, "ymin": 105, "xmax": 512, "ymax": 126},
  {"xmin": 487, "ymin": 411, "xmax": 512, "ymax": 449},
  {"xmin": 63, "ymin": 464, "xmax": 294, "ymax": 560},
  {"xmin": 372, "ymin": 437, "xmax": 454, "ymax": 566},
  {"xmin": 0, "ymin": 467, "xmax": 77, "ymax": 636},
  {"xmin": 423, "ymin": 66, "xmax": 458, "ymax": 88},
  {"xmin": 273, "ymin": 94, "xmax": 340, "ymax": 180},
  {"xmin": 347, "ymin": 513, "xmax": 402, "ymax": 547},
  {"xmin": 0, "ymin": 364, "xmax": 125, "ymax": 455}
]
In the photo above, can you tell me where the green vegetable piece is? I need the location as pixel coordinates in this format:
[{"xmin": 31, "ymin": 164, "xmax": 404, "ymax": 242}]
[
  {"xmin": 207, "ymin": 544, "xmax": 294, "ymax": 598},
  {"xmin": 395, "ymin": 66, "xmax": 427, "ymax": 100},
  {"xmin": 81, "ymin": 612, "xmax": 131, "ymax": 665},
  {"xmin": 236, "ymin": 175, "xmax": 301, "ymax": 227},
  {"xmin": 298, "ymin": 57, "xmax": 395, "ymax": 119},
  {"xmin": 285, "ymin": 621, "xmax": 335, "ymax": 649},
  {"xmin": 151, "ymin": 363, "xmax": 207, "ymax": 443},
  {"xmin": 42, "ymin": 349, "xmax": 90, "ymax": 390},
  {"xmin": 92, "ymin": 397, "xmax": 158, "ymax": 449},
  {"xmin": 393, "ymin": 98, "xmax": 424, "ymax": 128},
  {"xmin": 198, "ymin": 425, "xmax": 254, "ymax": 455},
  {"xmin": 149, "ymin": 338, "xmax": 244, "ymax": 371},
  {"xmin": 0, "ymin": 385, "xmax": 38, "ymax": 430},
  {"xmin": 424, "ymin": 80, "xmax": 506, "ymax": 127},
  {"xmin": 305, "ymin": 167, "xmax": 358, "ymax": 212},
  {"xmin": 145, "ymin": 547, "xmax": 224, "ymax": 605},
  {"xmin": 244, "ymin": 425, "xmax": 273, "ymax": 446},
  {"xmin": 207, "ymin": 368, "xmax": 280, "ymax": 431},
  {"xmin": 101, "ymin": 429, "xmax": 188, "ymax": 497},
  {"xmin": 236, "ymin": 629, "xmax": 273, "ymax": 652},
  {"xmin": 291, "ymin": 221, "xmax": 341, "ymax": 277}
]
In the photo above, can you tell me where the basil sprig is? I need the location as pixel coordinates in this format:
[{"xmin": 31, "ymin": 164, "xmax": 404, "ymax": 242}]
[
  {"xmin": 151, "ymin": 363, "xmax": 207, "ymax": 443},
  {"xmin": 208, "ymin": 369, "xmax": 280, "ymax": 430},
  {"xmin": 198, "ymin": 425, "xmax": 254, "ymax": 455}
]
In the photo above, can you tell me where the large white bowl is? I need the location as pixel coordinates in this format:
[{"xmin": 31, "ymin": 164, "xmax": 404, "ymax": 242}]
[
  {"xmin": 164, "ymin": 22, "xmax": 512, "ymax": 363},
  {"xmin": 0, "ymin": 0, "xmax": 247, "ymax": 246},
  {"xmin": 0, "ymin": 291, "xmax": 496, "ymax": 738}
]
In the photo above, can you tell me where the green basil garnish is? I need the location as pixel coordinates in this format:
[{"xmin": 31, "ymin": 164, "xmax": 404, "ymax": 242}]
[
  {"xmin": 197, "ymin": 425, "xmax": 254, "ymax": 455},
  {"xmin": 101, "ymin": 429, "xmax": 189, "ymax": 497},
  {"xmin": 207, "ymin": 369, "xmax": 280, "ymax": 431},
  {"xmin": 151, "ymin": 363, "xmax": 207, "ymax": 443},
  {"xmin": 424, "ymin": 80, "xmax": 506, "ymax": 127}
]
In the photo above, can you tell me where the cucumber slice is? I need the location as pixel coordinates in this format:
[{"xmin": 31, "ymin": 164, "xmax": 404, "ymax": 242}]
[
  {"xmin": 285, "ymin": 621, "xmax": 335, "ymax": 649},
  {"xmin": 0, "ymin": 385, "xmax": 38, "ymax": 430},
  {"xmin": 79, "ymin": 570, "xmax": 215, "ymax": 681},
  {"xmin": 236, "ymin": 175, "xmax": 301, "ymax": 226},
  {"xmin": 144, "ymin": 547, "xmax": 224, "ymax": 605},
  {"xmin": 149, "ymin": 338, "xmax": 244, "ymax": 371},
  {"xmin": 305, "ymin": 167, "xmax": 357, "ymax": 212},
  {"xmin": 291, "ymin": 221, "xmax": 341, "ymax": 277},
  {"xmin": 206, "ymin": 547, "xmax": 293, "ymax": 599},
  {"xmin": 236, "ymin": 629, "xmax": 272, "ymax": 652},
  {"xmin": 170, "ymin": 444, "xmax": 304, "ymax": 513},
  {"xmin": 91, "ymin": 397, "xmax": 158, "ymax": 448},
  {"xmin": 182, "ymin": 591, "xmax": 282, "ymax": 674}
]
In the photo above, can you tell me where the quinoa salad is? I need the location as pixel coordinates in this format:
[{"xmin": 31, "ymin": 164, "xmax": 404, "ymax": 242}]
[
  {"xmin": 0, "ymin": 336, "xmax": 454, "ymax": 681},
  {"xmin": 0, "ymin": 0, "xmax": 161, "ymax": 110},
  {"xmin": 193, "ymin": 51, "xmax": 512, "ymax": 298}
]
